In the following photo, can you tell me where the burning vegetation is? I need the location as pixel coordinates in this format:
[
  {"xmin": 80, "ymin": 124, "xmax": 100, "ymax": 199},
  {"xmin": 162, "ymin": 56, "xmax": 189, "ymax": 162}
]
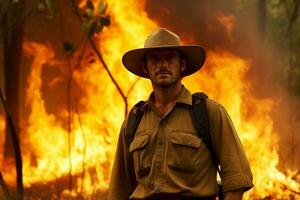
[{"xmin": 0, "ymin": 0, "xmax": 299, "ymax": 199}]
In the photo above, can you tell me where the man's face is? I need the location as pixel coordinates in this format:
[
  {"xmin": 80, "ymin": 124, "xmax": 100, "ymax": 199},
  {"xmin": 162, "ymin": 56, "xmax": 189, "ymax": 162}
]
[{"xmin": 144, "ymin": 49, "xmax": 185, "ymax": 88}]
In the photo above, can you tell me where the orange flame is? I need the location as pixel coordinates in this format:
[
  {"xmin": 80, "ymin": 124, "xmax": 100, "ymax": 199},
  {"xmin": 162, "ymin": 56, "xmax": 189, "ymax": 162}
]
[
  {"xmin": 2, "ymin": 0, "xmax": 299, "ymax": 199},
  {"xmin": 22, "ymin": 41, "xmax": 114, "ymax": 195},
  {"xmin": 185, "ymin": 51, "xmax": 300, "ymax": 198},
  {"xmin": 217, "ymin": 13, "xmax": 234, "ymax": 42},
  {"xmin": 18, "ymin": 0, "xmax": 158, "ymax": 198}
]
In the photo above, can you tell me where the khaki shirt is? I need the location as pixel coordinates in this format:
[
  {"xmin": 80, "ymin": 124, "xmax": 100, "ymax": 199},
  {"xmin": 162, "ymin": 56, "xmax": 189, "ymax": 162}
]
[{"xmin": 107, "ymin": 86, "xmax": 253, "ymax": 200}]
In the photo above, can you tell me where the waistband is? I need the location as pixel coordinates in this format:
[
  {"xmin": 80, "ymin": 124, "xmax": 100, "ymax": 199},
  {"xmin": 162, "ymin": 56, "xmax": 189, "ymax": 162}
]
[{"xmin": 136, "ymin": 194, "xmax": 216, "ymax": 200}]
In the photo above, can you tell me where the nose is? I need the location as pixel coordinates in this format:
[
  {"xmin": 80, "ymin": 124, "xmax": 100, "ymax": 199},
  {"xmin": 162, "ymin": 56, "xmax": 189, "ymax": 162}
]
[{"xmin": 157, "ymin": 58, "xmax": 168, "ymax": 68}]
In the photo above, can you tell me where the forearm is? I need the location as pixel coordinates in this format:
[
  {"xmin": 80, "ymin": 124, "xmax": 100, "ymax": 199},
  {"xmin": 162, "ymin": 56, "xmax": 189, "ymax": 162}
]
[{"xmin": 223, "ymin": 189, "xmax": 244, "ymax": 200}]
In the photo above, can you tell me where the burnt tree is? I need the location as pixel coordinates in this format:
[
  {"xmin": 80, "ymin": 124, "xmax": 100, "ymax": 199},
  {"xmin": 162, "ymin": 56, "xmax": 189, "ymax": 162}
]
[
  {"xmin": 2, "ymin": 0, "xmax": 24, "ymax": 159},
  {"xmin": 1, "ymin": 0, "xmax": 26, "ymax": 199}
]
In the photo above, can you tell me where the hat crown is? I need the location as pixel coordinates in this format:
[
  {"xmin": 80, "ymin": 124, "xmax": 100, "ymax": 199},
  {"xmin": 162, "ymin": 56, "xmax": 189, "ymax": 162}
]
[
  {"xmin": 122, "ymin": 27, "xmax": 206, "ymax": 78},
  {"xmin": 144, "ymin": 28, "xmax": 180, "ymax": 48}
]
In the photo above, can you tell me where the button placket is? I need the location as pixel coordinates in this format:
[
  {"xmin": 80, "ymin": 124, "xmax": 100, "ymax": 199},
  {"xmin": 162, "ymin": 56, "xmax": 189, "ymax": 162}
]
[{"xmin": 154, "ymin": 119, "xmax": 166, "ymax": 193}]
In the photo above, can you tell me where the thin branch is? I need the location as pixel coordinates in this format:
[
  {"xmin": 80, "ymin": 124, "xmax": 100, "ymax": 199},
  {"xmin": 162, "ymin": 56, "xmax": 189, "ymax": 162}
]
[
  {"xmin": 58, "ymin": 1, "xmax": 90, "ymax": 194},
  {"xmin": 74, "ymin": 37, "xmax": 89, "ymax": 70},
  {"xmin": 282, "ymin": 0, "xmax": 300, "ymax": 41},
  {"xmin": 126, "ymin": 78, "xmax": 141, "ymax": 97},
  {"xmin": 87, "ymin": 36, "xmax": 127, "ymax": 104},
  {"xmin": 66, "ymin": 62, "xmax": 73, "ymax": 194},
  {"xmin": 0, "ymin": 1, "xmax": 36, "ymax": 41},
  {"xmin": 280, "ymin": 183, "xmax": 300, "ymax": 196},
  {"xmin": 75, "ymin": 97, "xmax": 87, "ymax": 196},
  {"xmin": 0, "ymin": 89, "xmax": 23, "ymax": 200},
  {"xmin": 290, "ymin": 0, "xmax": 300, "ymax": 26},
  {"xmin": 285, "ymin": 0, "xmax": 300, "ymax": 168},
  {"xmin": 58, "ymin": 0, "xmax": 74, "ymax": 193},
  {"xmin": 70, "ymin": 38, "xmax": 89, "ymax": 196},
  {"xmin": 0, "ymin": 0, "xmax": 13, "ymax": 30},
  {"xmin": 291, "ymin": 170, "xmax": 300, "ymax": 180},
  {"xmin": 69, "ymin": 0, "xmax": 129, "ymax": 116}
]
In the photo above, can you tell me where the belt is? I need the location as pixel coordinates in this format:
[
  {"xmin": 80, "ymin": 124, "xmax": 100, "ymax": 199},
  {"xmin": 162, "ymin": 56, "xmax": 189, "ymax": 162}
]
[{"xmin": 139, "ymin": 194, "xmax": 216, "ymax": 200}]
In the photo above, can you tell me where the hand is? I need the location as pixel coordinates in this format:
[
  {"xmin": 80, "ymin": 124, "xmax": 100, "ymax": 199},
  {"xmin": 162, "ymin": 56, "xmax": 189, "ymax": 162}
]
[{"xmin": 223, "ymin": 189, "xmax": 244, "ymax": 200}]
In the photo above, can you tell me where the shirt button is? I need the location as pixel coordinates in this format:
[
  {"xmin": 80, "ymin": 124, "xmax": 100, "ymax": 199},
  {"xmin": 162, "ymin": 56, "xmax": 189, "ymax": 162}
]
[{"xmin": 154, "ymin": 186, "xmax": 160, "ymax": 193}]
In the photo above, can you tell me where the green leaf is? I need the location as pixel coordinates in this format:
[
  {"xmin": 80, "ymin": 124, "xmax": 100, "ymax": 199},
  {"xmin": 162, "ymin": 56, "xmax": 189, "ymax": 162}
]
[
  {"xmin": 97, "ymin": 1, "xmax": 108, "ymax": 14},
  {"xmin": 86, "ymin": 0, "xmax": 94, "ymax": 10},
  {"xmin": 99, "ymin": 16, "xmax": 110, "ymax": 26},
  {"xmin": 84, "ymin": 9, "xmax": 94, "ymax": 19},
  {"xmin": 63, "ymin": 42, "xmax": 74, "ymax": 53},
  {"xmin": 95, "ymin": 21, "xmax": 103, "ymax": 33},
  {"xmin": 81, "ymin": 21, "xmax": 93, "ymax": 34}
]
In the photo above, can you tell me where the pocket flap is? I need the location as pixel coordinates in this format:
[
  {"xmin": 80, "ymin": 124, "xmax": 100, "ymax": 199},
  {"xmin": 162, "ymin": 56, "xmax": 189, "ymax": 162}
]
[
  {"xmin": 170, "ymin": 132, "xmax": 201, "ymax": 148},
  {"xmin": 129, "ymin": 134, "xmax": 149, "ymax": 152}
]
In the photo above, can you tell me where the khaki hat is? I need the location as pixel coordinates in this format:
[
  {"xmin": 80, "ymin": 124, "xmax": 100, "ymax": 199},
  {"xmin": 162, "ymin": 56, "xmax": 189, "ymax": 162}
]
[{"xmin": 122, "ymin": 28, "xmax": 206, "ymax": 78}]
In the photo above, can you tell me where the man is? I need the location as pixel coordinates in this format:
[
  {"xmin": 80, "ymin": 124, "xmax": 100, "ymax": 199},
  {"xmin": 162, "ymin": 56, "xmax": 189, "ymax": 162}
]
[{"xmin": 107, "ymin": 28, "xmax": 253, "ymax": 200}]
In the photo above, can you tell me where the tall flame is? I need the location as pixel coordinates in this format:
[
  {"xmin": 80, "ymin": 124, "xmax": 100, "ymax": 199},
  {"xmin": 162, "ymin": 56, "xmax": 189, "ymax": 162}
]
[
  {"xmin": 18, "ymin": 0, "xmax": 158, "ymax": 198},
  {"xmin": 216, "ymin": 13, "xmax": 234, "ymax": 42},
  {"xmin": 1, "ymin": 0, "xmax": 299, "ymax": 199},
  {"xmin": 185, "ymin": 51, "xmax": 300, "ymax": 198}
]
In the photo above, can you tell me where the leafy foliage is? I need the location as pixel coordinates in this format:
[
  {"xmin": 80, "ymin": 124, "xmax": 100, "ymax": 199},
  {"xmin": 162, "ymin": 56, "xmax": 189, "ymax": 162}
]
[
  {"xmin": 63, "ymin": 42, "xmax": 74, "ymax": 54},
  {"xmin": 44, "ymin": 0, "xmax": 56, "ymax": 18},
  {"xmin": 81, "ymin": 0, "xmax": 110, "ymax": 36},
  {"xmin": 266, "ymin": 0, "xmax": 300, "ymax": 95}
]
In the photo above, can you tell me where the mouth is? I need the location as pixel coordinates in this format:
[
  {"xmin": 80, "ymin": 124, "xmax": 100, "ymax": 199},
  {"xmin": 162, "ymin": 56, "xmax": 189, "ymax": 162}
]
[{"xmin": 155, "ymin": 71, "xmax": 171, "ymax": 76}]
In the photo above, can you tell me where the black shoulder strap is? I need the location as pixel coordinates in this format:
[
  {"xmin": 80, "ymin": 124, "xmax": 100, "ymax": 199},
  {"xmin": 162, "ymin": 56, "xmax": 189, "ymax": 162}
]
[
  {"xmin": 126, "ymin": 101, "xmax": 145, "ymax": 144},
  {"xmin": 127, "ymin": 94, "xmax": 219, "ymax": 169},
  {"xmin": 191, "ymin": 92, "xmax": 220, "ymax": 173}
]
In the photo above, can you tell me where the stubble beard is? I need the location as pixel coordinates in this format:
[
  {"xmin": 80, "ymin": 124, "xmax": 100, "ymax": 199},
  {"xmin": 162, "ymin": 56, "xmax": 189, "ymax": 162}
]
[{"xmin": 151, "ymin": 75, "xmax": 181, "ymax": 89}]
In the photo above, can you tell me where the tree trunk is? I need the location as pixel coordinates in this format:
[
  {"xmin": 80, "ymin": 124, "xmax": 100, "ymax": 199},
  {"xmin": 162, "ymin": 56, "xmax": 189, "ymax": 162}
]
[
  {"xmin": 257, "ymin": 0, "xmax": 266, "ymax": 41},
  {"xmin": 3, "ymin": 0, "xmax": 25, "ymax": 159}
]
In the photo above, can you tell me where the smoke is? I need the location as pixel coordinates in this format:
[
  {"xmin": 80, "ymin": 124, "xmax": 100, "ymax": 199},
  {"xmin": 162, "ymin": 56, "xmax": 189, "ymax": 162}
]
[
  {"xmin": 144, "ymin": 0, "xmax": 283, "ymax": 95},
  {"xmin": 145, "ymin": 0, "xmax": 300, "ymax": 170},
  {"xmin": 145, "ymin": 1, "xmax": 255, "ymax": 55}
]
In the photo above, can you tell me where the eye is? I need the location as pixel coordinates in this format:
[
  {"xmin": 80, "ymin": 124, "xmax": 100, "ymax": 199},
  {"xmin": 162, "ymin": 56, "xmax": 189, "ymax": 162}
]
[
  {"xmin": 166, "ymin": 53, "xmax": 178, "ymax": 61},
  {"xmin": 148, "ymin": 54, "xmax": 159, "ymax": 63}
]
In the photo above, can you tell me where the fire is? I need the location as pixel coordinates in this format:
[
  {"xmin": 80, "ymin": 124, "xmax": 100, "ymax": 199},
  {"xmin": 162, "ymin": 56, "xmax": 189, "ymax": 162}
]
[
  {"xmin": 217, "ymin": 13, "xmax": 234, "ymax": 42},
  {"xmin": 1, "ymin": 0, "xmax": 299, "ymax": 199},
  {"xmin": 18, "ymin": 0, "xmax": 158, "ymax": 198},
  {"xmin": 185, "ymin": 51, "xmax": 300, "ymax": 198},
  {"xmin": 21, "ymin": 40, "xmax": 116, "ymax": 195}
]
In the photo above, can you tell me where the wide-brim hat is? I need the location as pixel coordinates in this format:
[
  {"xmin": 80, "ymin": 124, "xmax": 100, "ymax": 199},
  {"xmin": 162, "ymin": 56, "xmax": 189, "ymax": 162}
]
[{"xmin": 122, "ymin": 28, "xmax": 206, "ymax": 78}]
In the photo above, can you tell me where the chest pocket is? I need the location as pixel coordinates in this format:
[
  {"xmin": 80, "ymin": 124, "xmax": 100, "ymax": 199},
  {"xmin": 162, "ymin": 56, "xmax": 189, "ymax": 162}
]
[
  {"xmin": 129, "ymin": 134, "xmax": 151, "ymax": 178},
  {"xmin": 129, "ymin": 134, "xmax": 149, "ymax": 152},
  {"xmin": 167, "ymin": 131, "xmax": 202, "ymax": 172}
]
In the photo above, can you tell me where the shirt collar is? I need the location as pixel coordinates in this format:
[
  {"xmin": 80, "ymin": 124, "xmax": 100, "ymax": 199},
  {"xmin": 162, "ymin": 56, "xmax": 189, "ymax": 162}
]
[{"xmin": 145, "ymin": 85, "xmax": 192, "ymax": 108}]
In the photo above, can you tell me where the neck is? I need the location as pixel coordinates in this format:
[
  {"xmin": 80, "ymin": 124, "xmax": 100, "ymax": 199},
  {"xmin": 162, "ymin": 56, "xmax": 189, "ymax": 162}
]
[{"xmin": 152, "ymin": 81, "xmax": 182, "ymax": 106}]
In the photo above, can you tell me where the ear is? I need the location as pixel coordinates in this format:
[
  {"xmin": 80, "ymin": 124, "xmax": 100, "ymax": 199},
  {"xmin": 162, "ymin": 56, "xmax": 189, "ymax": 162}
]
[{"xmin": 181, "ymin": 58, "xmax": 187, "ymax": 72}]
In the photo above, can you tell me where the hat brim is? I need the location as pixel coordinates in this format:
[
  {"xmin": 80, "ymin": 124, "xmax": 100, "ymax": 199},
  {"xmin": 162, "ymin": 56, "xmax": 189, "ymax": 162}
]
[{"xmin": 122, "ymin": 45, "xmax": 206, "ymax": 78}]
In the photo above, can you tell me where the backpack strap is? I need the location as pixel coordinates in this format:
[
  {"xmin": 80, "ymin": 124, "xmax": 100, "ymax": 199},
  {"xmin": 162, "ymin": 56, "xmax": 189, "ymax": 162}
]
[
  {"xmin": 191, "ymin": 93, "xmax": 223, "ymax": 199},
  {"xmin": 126, "ymin": 101, "xmax": 145, "ymax": 144},
  {"xmin": 125, "ymin": 93, "xmax": 223, "ymax": 198},
  {"xmin": 126, "ymin": 93, "xmax": 220, "ymax": 172},
  {"xmin": 191, "ymin": 93, "xmax": 220, "ymax": 174}
]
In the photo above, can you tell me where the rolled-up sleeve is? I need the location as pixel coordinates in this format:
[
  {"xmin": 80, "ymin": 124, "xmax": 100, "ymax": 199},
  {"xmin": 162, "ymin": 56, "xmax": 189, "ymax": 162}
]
[
  {"xmin": 107, "ymin": 120, "xmax": 137, "ymax": 200},
  {"xmin": 208, "ymin": 99, "xmax": 254, "ymax": 192}
]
